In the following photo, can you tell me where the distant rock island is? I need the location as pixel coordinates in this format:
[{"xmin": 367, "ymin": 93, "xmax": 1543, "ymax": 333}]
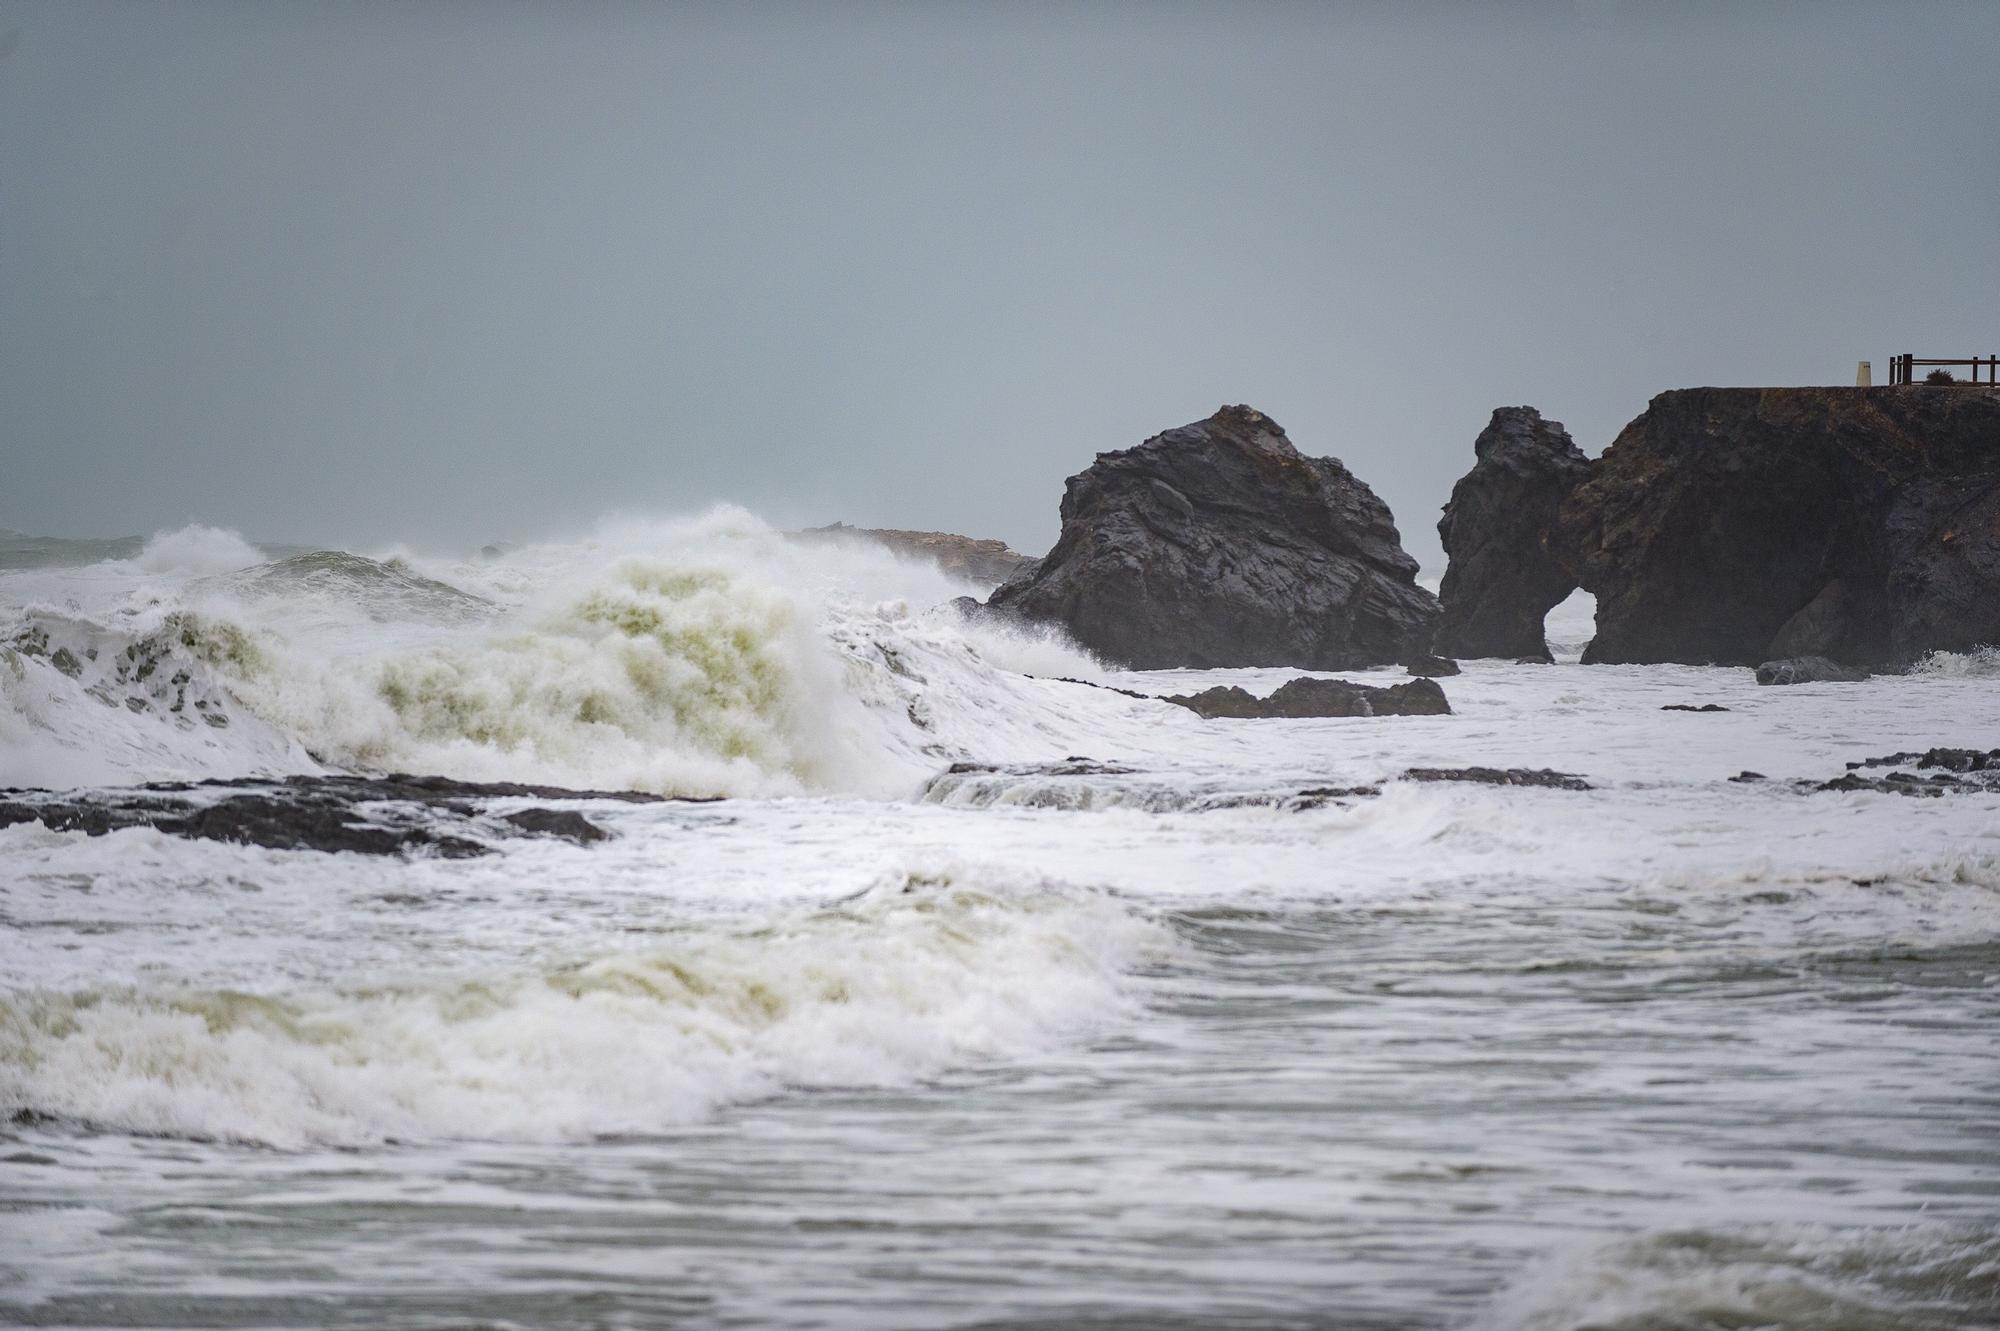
[
  {"xmin": 797, "ymin": 523, "xmax": 1034, "ymax": 587},
  {"xmin": 1440, "ymin": 386, "xmax": 2000, "ymax": 668},
  {"xmin": 982, "ymin": 405, "xmax": 1438, "ymax": 670}
]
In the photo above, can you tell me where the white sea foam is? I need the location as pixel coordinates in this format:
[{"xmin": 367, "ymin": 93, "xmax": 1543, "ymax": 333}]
[
  {"xmin": 0, "ymin": 871, "xmax": 1166, "ymax": 1147},
  {"xmin": 1908, "ymin": 644, "xmax": 2000, "ymax": 678},
  {"xmin": 0, "ymin": 510, "xmax": 1122, "ymax": 794}
]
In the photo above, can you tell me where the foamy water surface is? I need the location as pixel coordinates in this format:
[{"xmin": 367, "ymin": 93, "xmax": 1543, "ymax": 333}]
[{"xmin": 2, "ymin": 521, "xmax": 1996, "ymax": 1329}]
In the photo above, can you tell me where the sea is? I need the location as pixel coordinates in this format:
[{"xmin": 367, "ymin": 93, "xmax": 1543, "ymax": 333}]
[{"xmin": 2, "ymin": 513, "xmax": 1996, "ymax": 1330}]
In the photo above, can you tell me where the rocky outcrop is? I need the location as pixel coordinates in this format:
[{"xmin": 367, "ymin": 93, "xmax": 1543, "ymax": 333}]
[
  {"xmin": 985, "ymin": 406, "xmax": 1438, "ymax": 669},
  {"xmin": 1403, "ymin": 654, "xmax": 1461, "ymax": 677},
  {"xmin": 1811, "ymin": 748, "xmax": 2000, "ymax": 797},
  {"xmin": 1564, "ymin": 386, "xmax": 2000, "ymax": 667},
  {"xmin": 1435, "ymin": 407, "xmax": 1590, "ymax": 660},
  {"xmin": 0, "ymin": 774, "xmax": 671, "ymax": 857},
  {"xmin": 1436, "ymin": 386, "xmax": 2000, "ymax": 668},
  {"xmin": 798, "ymin": 524, "xmax": 1033, "ymax": 587},
  {"xmin": 1402, "ymin": 766, "xmax": 1592, "ymax": 791},
  {"xmin": 1165, "ymin": 675, "xmax": 1449, "ymax": 719}
]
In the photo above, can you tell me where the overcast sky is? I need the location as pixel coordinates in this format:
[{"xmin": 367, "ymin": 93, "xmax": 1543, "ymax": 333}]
[{"xmin": 4, "ymin": 2, "xmax": 1996, "ymax": 568}]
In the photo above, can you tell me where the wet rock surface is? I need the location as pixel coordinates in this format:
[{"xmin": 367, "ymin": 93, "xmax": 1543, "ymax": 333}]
[
  {"xmin": 1662, "ymin": 703, "xmax": 1731, "ymax": 712},
  {"xmin": 0, "ymin": 774, "xmax": 667, "ymax": 856},
  {"xmin": 1402, "ymin": 766, "xmax": 1593, "ymax": 791},
  {"xmin": 1403, "ymin": 654, "xmax": 1462, "ymax": 677},
  {"xmin": 986, "ymin": 405, "xmax": 1438, "ymax": 669},
  {"xmin": 1774, "ymin": 749, "xmax": 2000, "ymax": 797},
  {"xmin": 1755, "ymin": 656, "xmax": 1872, "ymax": 685},
  {"xmin": 1166, "ymin": 676, "xmax": 1450, "ymax": 720},
  {"xmin": 1435, "ymin": 407, "xmax": 1591, "ymax": 661}
]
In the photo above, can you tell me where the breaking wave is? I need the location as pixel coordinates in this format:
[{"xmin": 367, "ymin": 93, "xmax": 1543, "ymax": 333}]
[
  {"xmin": 0, "ymin": 513, "xmax": 1135, "ymax": 795},
  {"xmin": 0, "ymin": 872, "xmax": 1168, "ymax": 1147},
  {"xmin": 1907, "ymin": 645, "xmax": 2000, "ymax": 678}
]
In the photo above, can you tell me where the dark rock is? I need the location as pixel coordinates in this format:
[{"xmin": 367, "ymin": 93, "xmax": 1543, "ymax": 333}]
[
  {"xmin": 499, "ymin": 808, "xmax": 610, "ymax": 844},
  {"xmin": 1730, "ymin": 771, "xmax": 1766, "ymax": 782},
  {"xmin": 1883, "ymin": 472, "xmax": 2000, "ymax": 662},
  {"xmin": 798, "ymin": 524, "xmax": 1035, "ymax": 587},
  {"xmin": 1850, "ymin": 747, "xmax": 2000, "ymax": 772},
  {"xmin": 1754, "ymin": 656, "xmax": 1872, "ymax": 685},
  {"xmin": 1289, "ymin": 784, "xmax": 1383, "ymax": 805},
  {"xmin": 1806, "ymin": 747, "xmax": 2000, "ymax": 796},
  {"xmin": 0, "ymin": 773, "xmax": 666, "ymax": 857},
  {"xmin": 1163, "ymin": 685, "xmax": 1266, "ymax": 719},
  {"xmin": 1661, "ymin": 703, "xmax": 1731, "ymax": 712},
  {"xmin": 1165, "ymin": 675, "xmax": 1451, "ymax": 719},
  {"xmin": 1559, "ymin": 386, "xmax": 2000, "ymax": 666},
  {"xmin": 985, "ymin": 406, "xmax": 1438, "ymax": 669},
  {"xmin": 1435, "ymin": 407, "xmax": 1591, "ymax": 660},
  {"xmin": 1767, "ymin": 578, "xmax": 1867, "ymax": 660},
  {"xmin": 1404, "ymin": 654, "xmax": 1461, "ymax": 677},
  {"xmin": 1815, "ymin": 771, "xmax": 1964, "ymax": 798},
  {"xmin": 1401, "ymin": 766, "xmax": 1592, "ymax": 790}
]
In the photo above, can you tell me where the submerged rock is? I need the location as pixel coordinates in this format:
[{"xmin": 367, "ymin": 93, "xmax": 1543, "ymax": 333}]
[
  {"xmin": 1662, "ymin": 703, "xmax": 1731, "ymax": 712},
  {"xmin": 1165, "ymin": 676, "xmax": 1450, "ymax": 719},
  {"xmin": 1785, "ymin": 747, "xmax": 2000, "ymax": 796},
  {"xmin": 1403, "ymin": 654, "xmax": 1462, "ymax": 677},
  {"xmin": 1847, "ymin": 747, "xmax": 2000, "ymax": 772},
  {"xmin": 1754, "ymin": 656, "xmax": 1872, "ymax": 685},
  {"xmin": 985, "ymin": 406, "xmax": 1438, "ymax": 669},
  {"xmin": 1814, "ymin": 771, "xmax": 1981, "ymax": 797},
  {"xmin": 1401, "ymin": 766, "xmax": 1593, "ymax": 791},
  {"xmin": 0, "ymin": 773, "xmax": 667, "ymax": 857},
  {"xmin": 1435, "ymin": 407, "xmax": 1591, "ymax": 661}
]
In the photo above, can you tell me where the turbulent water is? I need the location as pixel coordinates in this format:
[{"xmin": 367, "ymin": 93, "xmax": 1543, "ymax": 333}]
[{"xmin": 2, "ymin": 516, "xmax": 1996, "ymax": 1330}]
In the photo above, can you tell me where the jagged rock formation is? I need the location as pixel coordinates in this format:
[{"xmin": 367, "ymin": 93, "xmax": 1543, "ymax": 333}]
[
  {"xmin": 797, "ymin": 524, "xmax": 1033, "ymax": 587},
  {"xmin": 1435, "ymin": 407, "xmax": 1591, "ymax": 661},
  {"xmin": 985, "ymin": 406, "xmax": 1438, "ymax": 669},
  {"xmin": 1437, "ymin": 386, "xmax": 2000, "ymax": 668}
]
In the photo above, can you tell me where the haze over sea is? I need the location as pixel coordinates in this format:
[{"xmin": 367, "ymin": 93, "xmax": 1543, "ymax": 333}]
[{"xmin": 2, "ymin": 519, "xmax": 1996, "ymax": 1329}]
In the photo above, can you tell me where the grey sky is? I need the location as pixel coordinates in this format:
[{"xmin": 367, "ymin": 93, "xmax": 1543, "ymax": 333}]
[{"xmin": 4, "ymin": 2, "xmax": 1996, "ymax": 569}]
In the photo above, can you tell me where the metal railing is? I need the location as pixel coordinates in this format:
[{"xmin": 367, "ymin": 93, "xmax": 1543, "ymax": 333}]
[{"xmin": 1888, "ymin": 354, "xmax": 2000, "ymax": 385}]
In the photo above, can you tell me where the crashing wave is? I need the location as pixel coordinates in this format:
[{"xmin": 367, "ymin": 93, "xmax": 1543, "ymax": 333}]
[
  {"xmin": 0, "ymin": 871, "xmax": 1169, "ymax": 1147},
  {"xmin": 1906, "ymin": 644, "xmax": 2000, "ymax": 678},
  {"xmin": 2, "ymin": 516, "xmax": 1133, "ymax": 796}
]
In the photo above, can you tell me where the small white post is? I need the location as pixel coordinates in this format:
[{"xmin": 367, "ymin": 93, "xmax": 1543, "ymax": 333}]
[{"xmin": 1856, "ymin": 360, "xmax": 1872, "ymax": 387}]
